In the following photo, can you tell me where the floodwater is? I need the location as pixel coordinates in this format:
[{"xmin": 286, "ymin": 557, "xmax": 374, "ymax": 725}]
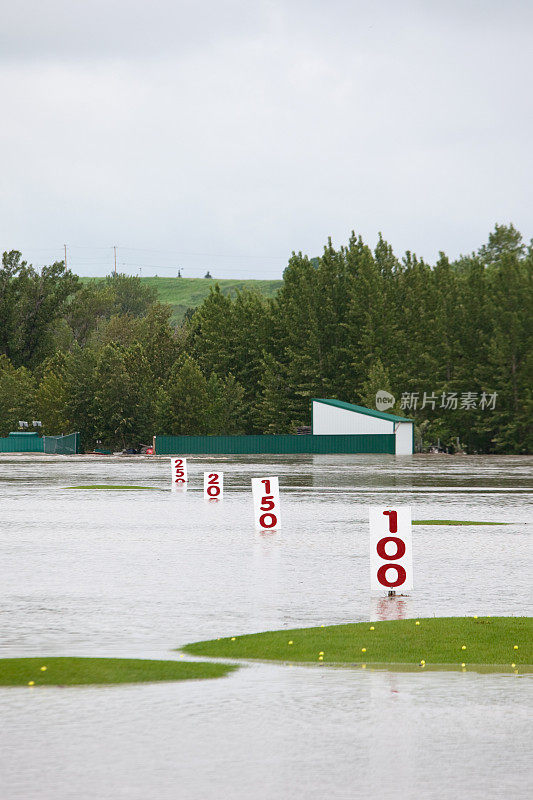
[{"xmin": 0, "ymin": 454, "xmax": 531, "ymax": 799}]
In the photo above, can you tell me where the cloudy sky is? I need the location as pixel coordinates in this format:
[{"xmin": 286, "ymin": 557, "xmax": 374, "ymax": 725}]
[{"xmin": 1, "ymin": 0, "xmax": 532, "ymax": 278}]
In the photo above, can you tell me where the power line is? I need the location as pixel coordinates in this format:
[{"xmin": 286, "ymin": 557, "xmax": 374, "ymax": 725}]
[
  {"xmin": 11, "ymin": 242, "xmax": 290, "ymax": 279},
  {"xmin": 119, "ymin": 246, "xmax": 286, "ymax": 260},
  {"xmin": 9, "ymin": 244, "xmax": 288, "ymax": 260}
]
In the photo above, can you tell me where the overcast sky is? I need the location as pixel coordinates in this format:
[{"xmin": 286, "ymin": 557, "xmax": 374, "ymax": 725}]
[{"xmin": 1, "ymin": 0, "xmax": 532, "ymax": 278}]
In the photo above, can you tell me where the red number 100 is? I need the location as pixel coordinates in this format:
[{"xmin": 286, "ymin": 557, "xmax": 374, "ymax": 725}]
[{"xmin": 377, "ymin": 510, "xmax": 405, "ymax": 587}]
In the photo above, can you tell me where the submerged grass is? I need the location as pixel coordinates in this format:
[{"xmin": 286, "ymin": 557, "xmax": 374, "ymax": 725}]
[
  {"xmin": 412, "ymin": 520, "xmax": 508, "ymax": 525},
  {"xmin": 66, "ymin": 485, "xmax": 163, "ymax": 490},
  {"xmin": 0, "ymin": 657, "xmax": 237, "ymax": 686},
  {"xmin": 182, "ymin": 617, "xmax": 532, "ymax": 670}
]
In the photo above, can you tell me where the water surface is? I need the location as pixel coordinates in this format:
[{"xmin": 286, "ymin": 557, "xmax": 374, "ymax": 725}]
[{"xmin": 0, "ymin": 454, "xmax": 531, "ymax": 799}]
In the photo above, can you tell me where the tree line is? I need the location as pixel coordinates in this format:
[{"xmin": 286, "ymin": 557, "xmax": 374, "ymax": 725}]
[{"xmin": 0, "ymin": 224, "xmax": 531, "ymax": 453}]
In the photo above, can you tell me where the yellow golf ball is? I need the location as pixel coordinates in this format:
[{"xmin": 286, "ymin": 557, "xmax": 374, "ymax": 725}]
[
  {"xmin": 474, "ymin": 615, "xmax": 478, "ymax": 619},
  {"xmin": 288, "ymin": 641, "xmax": 293, "ymax": 645},
  {"xmin": 415, "ymin": 621, "xmax": 420, "ymax": 626},
  {"xmin": 28, "ymin": 681, "xmax": 34, "ymax": 686},
  {"xmin": 420, "ymin": 660, "xmax": 426, "ymax": 667},
  {"xmin": 320, "ymin": 624, "xmax": 325, "ymax": 628},
  {"xmin": 461, "ymin": 645, "xmax": 466, "ymax": 650},
  {"xmin": 40, "ymin": 666, "xmax": 47, "ymax": 672},
  {"xmin": 514, "ymin": 645, "xmax": 518, "ymax": 650},
  {"xmin": 369, "ymin": 626, "xmax": 375, "ymax": 631},
  {"xmin": 461, "ymin": 663, "xmax": 466, "ymax": 667},
  {"xmin": 511, "ymin": 663, "xmax": 516, "ymax": 668},
  {"xmin": 361, "ymin": 648, "xmax": 366, "ymax": 653},
  {"xmin": 361, "ymin": 664, "xmax": 366, "ymax": 669},
  {"xmin": 231, "ymin": 637, "xmax": 236, "ymax": 641},
  {"xmin": 318, "ymin": 656, "xmax": 323, "ymax": 661}
]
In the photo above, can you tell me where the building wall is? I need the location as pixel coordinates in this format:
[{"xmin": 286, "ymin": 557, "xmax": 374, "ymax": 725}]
[
  {"xmin": 0, "ymin": 436, "xmax": 44, "ymax": 453},
  {"xmin": 395, "ymin": 422, "xmax": 414, "ymax": 455},
  {"xmin": 312, "ymin": 401, "xmax": 393, "ymax": 435},
  {"xmin": 155, "ymin": 434, "xmax": 396, "ymax": 455}
]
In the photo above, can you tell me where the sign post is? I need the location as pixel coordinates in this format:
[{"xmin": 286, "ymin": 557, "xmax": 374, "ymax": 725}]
[
  {"xmin": 204, "ymin": 471, "xmax": 223, "ymax": 500},
  {"xmin": 252, "ymin": 477, "xmax": 281, "ymax": 531},
  {"xmin": 171, "ymin": 457, "xmax": 188, "ymax": 489},
  {"xmin": 369, "ymin": 506, "xmax": 413, "ymax": 591}
]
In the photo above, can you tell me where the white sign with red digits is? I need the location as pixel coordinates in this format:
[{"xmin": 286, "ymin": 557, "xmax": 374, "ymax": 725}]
[
  {"xmin": 204, "ymin": 471, "xmax": 223, "ymax": 500},
  {"xmin": 252, "ymin": 477, "xmax": 281, "ymax": 531},
  {"xmin": 369, "ymin": 506, "xmax": 413, "ymax": 591},
  {"xmin": 171, "ymin": 457, "xmax": 188, "ymax": 489}
]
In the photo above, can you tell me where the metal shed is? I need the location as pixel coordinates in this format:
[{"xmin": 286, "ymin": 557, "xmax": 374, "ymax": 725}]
[{"xmin": 311, "ymin": 399, "xmax": 414, "ymax": 455}]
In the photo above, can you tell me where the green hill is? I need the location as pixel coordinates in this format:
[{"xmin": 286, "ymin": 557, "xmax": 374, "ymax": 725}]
[{"xmin": 80, "ymin": 276, "xmax": 283, "ymax": 323}]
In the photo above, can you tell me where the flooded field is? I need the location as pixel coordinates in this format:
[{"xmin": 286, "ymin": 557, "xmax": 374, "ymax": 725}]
[{"xmin": 0, "ymin": 454, "xmax": 531, "ymax": 799}]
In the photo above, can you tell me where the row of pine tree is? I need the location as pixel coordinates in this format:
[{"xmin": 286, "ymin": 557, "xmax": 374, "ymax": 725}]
[{"xmin": 0, "ymin": 224, "xmax": 531, "ymax": 453}]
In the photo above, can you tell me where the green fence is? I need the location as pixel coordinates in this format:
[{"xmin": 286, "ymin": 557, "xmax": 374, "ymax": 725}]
[
  {"xmin": 155, "ymin": 433, "xmax": 395, "ymax": 455},
  {"xmin": 0, "ymin": 432, "xmax": 44, "ymax": 453},
  {"xmin": 0, "ymin": 431, "xmax": 80, "ymax": 454},
  {"xmin": 43, "ymin": 432, "xmax": 80, "ymax": 455}
]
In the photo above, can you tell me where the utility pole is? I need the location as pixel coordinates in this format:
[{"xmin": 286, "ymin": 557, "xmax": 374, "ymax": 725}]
[
  {"xmin": 114, "ymin": 246, "xmax": 117, "ymax": 277},
  {"xmin": 64, "ymin": 244, "xmax": 67, "ymax": 270}
]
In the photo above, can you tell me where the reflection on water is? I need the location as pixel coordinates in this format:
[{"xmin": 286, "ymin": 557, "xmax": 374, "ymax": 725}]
[
  {"xmin": 0, "ymin": 454, "xmax": 531, "ymax": 799},
  {"xmin": 371, "ymin": 594, "xmax": 411, "ymax": 620}
]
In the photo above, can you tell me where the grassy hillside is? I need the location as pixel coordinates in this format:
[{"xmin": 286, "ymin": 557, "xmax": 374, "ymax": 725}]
[{"xmin": 80, "ymin": 276, "xmax": 283, "ymax": 323}]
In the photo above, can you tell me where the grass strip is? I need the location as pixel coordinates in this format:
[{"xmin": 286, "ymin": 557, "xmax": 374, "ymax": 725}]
[
  {"xmin": 182, "ymin": 616, "xmax": 532, "ymax": 670},
  {"xmin": 412, "ymin": 520, "xmax": 508, "ymax": 525},
  {"xmin": 0, "ymin": 657, "xmax": 237, "ymax": 686},
  {"xmin": 65, "ymin": 485, "xmax": 163, "ymax": 490}
]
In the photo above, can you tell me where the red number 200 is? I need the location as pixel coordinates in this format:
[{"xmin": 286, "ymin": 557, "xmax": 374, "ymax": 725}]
[{"xmin": 207, "ymin": 473, "xmax": 220, "ymax": 497}]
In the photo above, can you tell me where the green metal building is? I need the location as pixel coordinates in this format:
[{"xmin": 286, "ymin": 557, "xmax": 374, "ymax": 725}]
[{"xmin": 154, "ymin": 399, "xmax": 414, "ymax": 455}]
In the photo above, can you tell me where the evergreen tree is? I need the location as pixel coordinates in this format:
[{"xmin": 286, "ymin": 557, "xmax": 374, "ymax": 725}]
[
  {"xmin": 92, "ymin": 343, "xmax": 154, "ymax": 449},
  {"xmin": 0, "ymin": 227, "xmax": 530, "ymax": 454},
  {"xmin": 207, "ymin": 373, "xmax": 246, "ymax": 434},
  {"xmin": 0, "ymin": 355, "xmax": 36, "ymax": 436},
  {"xmin": 360, "ymin": 359, "xmax": 394, "ymax": 411},
  {"xmin": 164, "ymin": 357, "xmax": 212, "ymax": 435}
]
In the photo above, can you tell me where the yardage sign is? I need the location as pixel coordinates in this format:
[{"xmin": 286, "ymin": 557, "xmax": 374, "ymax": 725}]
[
  {"xmin": 204, "ymin": 471, "xmax": 223, "ymax": 500},
  {"xmin": 171, "ymin": 457, "xmax": 187, "ymax": 488},
  {"xmin": 369, "ymin": 506, "xmax": 413, "ymax": 591},
  {"xmin": 251, "ymin": 477, "xmax": 281, "ymax": 531}
]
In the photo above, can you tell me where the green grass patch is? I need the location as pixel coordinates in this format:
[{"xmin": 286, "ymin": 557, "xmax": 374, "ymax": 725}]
[
  {"xmin": 66, "ymin": 485, "xmax": 163, "ymax": 490},
  {"xmin": 80, "ymin": 276, "xmax": 283, "ymax": 323},
  {"xmin": 0, "ymin": 657, "xmax": 237, "ymax": 686},
  {"xmin": 412, "ymin": 520, "xmax": 508, "ymax": 526},
  {"xmin": 182, "ymin": 617, "xmax": 532, "ymax": 670}
]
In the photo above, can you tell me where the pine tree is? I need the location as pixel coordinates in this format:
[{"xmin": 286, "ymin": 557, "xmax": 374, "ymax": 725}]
[
  {"xmin": 165, "ymin": 357, "xmax": 211, "ymax": 435},
  {"xmin": 360, "ymin": 359, "xmax": 394, "ymax": 411},
  {"xmin": 0, "ymin": 355, "xmax": 37, "ymax": 436}
]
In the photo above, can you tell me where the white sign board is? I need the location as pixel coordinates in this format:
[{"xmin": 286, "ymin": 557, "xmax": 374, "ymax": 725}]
[
  {"xmin": 204, "ymin": 471, "xmax": 223, "ymax": 500},
  {"xmin": 251, "ymin": 476, "xmax": 281, "ymax": 531},
  {"xmin": 369, "ymin": 506, "xmax": 413, "ymax": 591},
  {"xmin": 171, "ymin": 457, "xmax": 188, "ymax": 489}
]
